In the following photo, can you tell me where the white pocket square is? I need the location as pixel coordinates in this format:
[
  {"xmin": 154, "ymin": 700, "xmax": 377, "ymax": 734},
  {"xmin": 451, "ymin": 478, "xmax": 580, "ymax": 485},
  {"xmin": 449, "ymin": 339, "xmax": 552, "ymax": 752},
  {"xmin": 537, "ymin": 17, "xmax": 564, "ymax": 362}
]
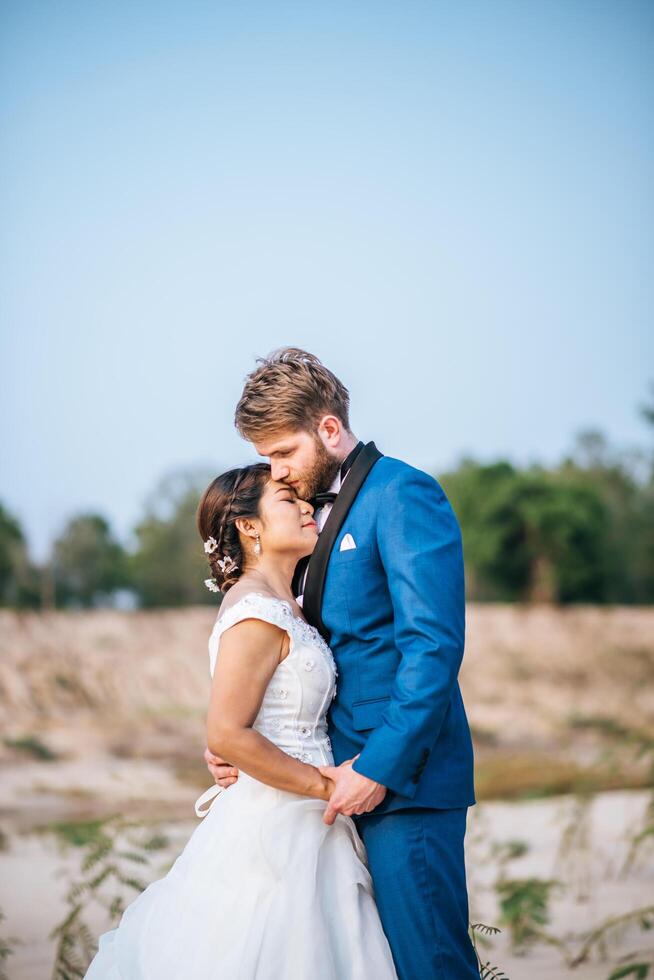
[{"xmin": 339, "ymin": 533, "xmax": 357, "ymax": 551}]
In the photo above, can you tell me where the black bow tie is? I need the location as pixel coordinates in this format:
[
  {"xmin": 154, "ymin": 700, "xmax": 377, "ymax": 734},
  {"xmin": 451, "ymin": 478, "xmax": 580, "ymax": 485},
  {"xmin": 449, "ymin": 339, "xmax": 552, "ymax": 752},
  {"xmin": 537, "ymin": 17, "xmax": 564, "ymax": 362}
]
[{"xmin": 311, "ymin": 491, "xmax": 338, "ymax": 508}]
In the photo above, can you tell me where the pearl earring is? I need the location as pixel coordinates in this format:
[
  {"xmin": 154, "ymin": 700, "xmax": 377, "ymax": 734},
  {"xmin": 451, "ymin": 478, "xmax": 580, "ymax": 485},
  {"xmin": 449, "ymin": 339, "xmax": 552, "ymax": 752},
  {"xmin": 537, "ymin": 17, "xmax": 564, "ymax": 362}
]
[{"xmin": 254, "ymin": 534, "xmax": 261, "ymax": 556}]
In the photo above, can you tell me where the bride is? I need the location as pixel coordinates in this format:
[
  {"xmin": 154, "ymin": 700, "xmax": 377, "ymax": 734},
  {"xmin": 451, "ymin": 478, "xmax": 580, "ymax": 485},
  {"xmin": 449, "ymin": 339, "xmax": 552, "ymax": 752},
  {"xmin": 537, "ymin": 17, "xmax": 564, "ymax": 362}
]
[{"xmin": 85, "ymin": 462, "xmax": 398, "ymax": 979}]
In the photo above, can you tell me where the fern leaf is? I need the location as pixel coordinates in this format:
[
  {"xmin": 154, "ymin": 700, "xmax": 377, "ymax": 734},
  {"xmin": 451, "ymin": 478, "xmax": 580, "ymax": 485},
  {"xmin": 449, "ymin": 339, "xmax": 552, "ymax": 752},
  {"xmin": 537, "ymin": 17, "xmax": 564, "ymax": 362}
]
[{"xmin": 480, "ymin": 960, "xmax": 510, "ymax": 979}]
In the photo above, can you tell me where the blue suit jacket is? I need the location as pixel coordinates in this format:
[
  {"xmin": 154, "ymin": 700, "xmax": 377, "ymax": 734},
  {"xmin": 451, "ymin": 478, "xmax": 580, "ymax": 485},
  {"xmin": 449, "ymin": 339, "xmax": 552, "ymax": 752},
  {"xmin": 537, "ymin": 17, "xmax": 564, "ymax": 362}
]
[{"xmin": 316, "ymin": 452, "xmax": 475, "ymax": 814}]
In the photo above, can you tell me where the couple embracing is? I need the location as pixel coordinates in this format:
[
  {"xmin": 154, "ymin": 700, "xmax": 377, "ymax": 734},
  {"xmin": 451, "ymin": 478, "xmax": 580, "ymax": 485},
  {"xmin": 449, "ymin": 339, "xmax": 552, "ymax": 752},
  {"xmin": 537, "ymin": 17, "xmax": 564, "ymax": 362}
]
[{"xmin": 86, "ymin": 347, "xmax": 479, "ymax": 980}]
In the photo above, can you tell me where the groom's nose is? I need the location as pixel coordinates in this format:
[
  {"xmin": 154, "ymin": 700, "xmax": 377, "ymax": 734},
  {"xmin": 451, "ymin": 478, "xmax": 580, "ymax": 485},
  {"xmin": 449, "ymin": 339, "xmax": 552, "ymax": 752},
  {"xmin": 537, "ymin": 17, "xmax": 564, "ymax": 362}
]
[{"xmin": 271, "ymin": 459, "xmax": 290, "ymax": 481}]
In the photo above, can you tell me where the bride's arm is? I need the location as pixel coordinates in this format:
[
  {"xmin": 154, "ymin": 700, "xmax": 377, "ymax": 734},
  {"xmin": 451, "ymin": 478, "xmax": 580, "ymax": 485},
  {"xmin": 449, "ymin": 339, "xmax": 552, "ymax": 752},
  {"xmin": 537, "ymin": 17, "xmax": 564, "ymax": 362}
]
[{"xmin": 206, "ymin": 617, "xmax": 333, "ymax": 801}]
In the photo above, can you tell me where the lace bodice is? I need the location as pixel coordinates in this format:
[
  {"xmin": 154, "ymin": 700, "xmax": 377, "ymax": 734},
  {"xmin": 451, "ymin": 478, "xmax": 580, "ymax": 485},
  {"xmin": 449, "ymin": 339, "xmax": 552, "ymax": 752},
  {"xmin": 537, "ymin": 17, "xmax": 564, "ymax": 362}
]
[{"xmin": 207, "ymin": 592, "xmax": 338, "ymax": 769}]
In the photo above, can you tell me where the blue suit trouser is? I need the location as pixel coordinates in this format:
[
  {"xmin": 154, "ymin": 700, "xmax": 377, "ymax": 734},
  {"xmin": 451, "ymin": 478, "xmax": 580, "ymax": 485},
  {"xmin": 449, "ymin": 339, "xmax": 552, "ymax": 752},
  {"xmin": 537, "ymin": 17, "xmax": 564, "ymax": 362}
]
[{"xmin": 354, "ymin": 806, "xmax": 480, "ymax": 980}]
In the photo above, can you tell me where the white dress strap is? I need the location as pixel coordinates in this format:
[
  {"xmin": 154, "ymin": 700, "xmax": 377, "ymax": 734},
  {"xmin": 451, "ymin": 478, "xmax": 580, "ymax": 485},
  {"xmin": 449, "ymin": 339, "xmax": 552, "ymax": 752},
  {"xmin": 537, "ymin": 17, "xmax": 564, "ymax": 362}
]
[{"xmin": 194, "ymin": 783, "xmax": 223, "ymax": 818}]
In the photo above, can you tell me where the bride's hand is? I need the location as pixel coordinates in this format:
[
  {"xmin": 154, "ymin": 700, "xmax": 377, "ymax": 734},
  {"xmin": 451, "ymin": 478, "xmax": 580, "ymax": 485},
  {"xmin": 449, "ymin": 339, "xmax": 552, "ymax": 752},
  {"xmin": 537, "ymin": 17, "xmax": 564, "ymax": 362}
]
[
  {"xmin": 317, "ymin": 770, "xmax": 337, "ymax": 801},
  {"xmin": 204, "ymin": 746, "xmax": 239, "ymax": 788}
]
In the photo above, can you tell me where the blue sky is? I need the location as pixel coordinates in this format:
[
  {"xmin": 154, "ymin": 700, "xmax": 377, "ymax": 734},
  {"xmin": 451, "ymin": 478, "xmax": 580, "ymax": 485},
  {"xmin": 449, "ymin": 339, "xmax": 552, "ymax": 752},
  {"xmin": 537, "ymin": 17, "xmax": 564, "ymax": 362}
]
[{"xmin": 1, "ymin": 0, "xmax": 652, "ymax": 559}]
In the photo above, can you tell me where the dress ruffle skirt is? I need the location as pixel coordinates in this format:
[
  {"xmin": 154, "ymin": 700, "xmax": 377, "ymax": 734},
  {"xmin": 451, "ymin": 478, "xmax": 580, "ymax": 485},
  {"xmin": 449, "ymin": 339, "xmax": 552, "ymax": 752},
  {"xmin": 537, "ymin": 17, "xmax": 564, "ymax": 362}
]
[{"xmin": 85, "ymin": 773, "xmax": 398, "ymax": 979}]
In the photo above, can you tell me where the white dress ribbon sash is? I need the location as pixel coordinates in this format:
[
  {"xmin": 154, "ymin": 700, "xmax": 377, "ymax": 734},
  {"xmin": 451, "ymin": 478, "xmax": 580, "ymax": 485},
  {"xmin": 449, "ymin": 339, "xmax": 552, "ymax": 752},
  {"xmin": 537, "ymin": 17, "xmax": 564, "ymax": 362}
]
[{"xmin": 194, "ymin": 783, "xmax": 223, "ymax": 818}]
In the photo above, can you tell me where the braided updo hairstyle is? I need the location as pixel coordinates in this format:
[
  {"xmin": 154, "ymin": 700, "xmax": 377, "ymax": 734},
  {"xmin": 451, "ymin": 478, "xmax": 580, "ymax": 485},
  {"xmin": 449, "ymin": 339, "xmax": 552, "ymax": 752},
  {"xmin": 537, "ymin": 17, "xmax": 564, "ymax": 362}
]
[{"xmin": 196, "ymin": 464, "xmax": 271, "ymax": 593}]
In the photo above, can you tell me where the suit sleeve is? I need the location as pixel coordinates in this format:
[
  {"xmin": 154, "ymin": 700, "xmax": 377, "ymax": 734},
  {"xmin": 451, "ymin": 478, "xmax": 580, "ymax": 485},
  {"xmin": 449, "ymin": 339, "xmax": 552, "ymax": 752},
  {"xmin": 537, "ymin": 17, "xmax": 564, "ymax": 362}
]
[{"xmin": 351, "ymin": 467, "xmax": 466, "ymax": 798}]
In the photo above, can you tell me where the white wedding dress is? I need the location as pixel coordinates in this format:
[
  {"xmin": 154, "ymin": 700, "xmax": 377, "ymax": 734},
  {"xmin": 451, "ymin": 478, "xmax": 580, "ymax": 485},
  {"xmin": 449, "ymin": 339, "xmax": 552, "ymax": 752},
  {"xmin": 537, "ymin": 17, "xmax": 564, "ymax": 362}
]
[{"xmin": 85, "ymin": 592, "xmax": 398, "ymax": 979}]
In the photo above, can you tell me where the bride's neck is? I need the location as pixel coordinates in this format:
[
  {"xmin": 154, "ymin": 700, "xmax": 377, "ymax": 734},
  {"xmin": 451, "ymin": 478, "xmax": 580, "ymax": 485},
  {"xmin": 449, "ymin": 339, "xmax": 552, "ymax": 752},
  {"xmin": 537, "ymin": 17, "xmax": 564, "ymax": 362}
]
[{"xmin": 241, "ymin": 554, "xmax": 298, "ymax": 602}]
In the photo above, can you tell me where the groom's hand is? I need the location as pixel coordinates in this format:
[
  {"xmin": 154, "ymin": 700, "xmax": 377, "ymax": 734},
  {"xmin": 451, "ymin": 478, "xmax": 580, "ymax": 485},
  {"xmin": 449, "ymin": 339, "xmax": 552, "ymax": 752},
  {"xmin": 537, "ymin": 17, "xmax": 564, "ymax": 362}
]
[
  {"xmin": 318, "ymin": 755, "xmax": 387, "ymax": 825},
  {"xmin": 204, "ymin": 746, "xmax": 239, "ymax": 788}
]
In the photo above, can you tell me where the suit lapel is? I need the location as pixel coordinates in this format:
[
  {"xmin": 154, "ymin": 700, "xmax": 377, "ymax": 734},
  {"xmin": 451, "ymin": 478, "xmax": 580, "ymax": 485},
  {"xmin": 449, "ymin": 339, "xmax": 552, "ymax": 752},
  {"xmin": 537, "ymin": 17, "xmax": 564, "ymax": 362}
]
[
  {"xmin": 302, "ymin": 441, "xmax": 383, "ymax": 641},
  {"xmin": 292, "ymin": 555, "xmax": 310, "ymax": 598}
]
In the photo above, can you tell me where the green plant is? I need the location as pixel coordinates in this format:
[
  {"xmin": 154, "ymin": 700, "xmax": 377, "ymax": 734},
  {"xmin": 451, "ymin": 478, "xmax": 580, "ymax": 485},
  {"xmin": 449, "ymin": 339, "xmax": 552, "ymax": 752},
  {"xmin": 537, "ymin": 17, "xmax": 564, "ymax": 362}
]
[
  {"xmin": 554, "ymin": 723, "xmax": 654, "ymax": 974},
  {"xmin": 568, "ymin": 906, "xmax": 654, "ymax": 970},
  {"xmin": 48, "ymin": 819, "xmax": 110, "ymax": 849},
  {"xmin": 496, "ymin": 876, "xmax": 561, "ymax": 951},
  {"xmin": 3, "ymin": 734, "xmax": 59, "ymax": 761},
  {"xmin": 623, "ymin": 734, "xmax": 654, "ymax": 875},
  {"xmin": 0, "ymin": 908, "xmax": 18, "ymax": 980},
  {"xmin": 469, "ymin": 922, "xmax": 509, "ymax": 978},
  {"xmin": 607, "ymin": 964, "xmax": 651, "ymax": 979},
  {"xmin": 49, "ymin": 815, "xmax": 170, "ymax": 979}
]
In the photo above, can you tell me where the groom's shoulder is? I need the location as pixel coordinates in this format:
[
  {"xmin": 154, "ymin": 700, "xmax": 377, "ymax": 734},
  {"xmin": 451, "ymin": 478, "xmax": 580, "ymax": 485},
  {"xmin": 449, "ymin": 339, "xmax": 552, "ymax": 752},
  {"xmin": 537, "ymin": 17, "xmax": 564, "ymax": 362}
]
[
  {"xmin": 369, "ymin": 454, "xmax": 448, "ymax": 499},
  {"xmin": 367, "ymin": 456, "xmax": 447, "ymax": 502},
  {"xmin": 368, "ymin": 456, "xmax": 461, "ymax": 537}
]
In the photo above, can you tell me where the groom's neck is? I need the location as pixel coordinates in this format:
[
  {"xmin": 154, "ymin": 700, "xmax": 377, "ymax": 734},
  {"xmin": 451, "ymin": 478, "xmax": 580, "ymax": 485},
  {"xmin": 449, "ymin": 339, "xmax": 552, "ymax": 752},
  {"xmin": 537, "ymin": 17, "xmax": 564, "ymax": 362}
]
[{"xmin": 335, "ymin": 432, "xmax": 359, "ymax": 462}]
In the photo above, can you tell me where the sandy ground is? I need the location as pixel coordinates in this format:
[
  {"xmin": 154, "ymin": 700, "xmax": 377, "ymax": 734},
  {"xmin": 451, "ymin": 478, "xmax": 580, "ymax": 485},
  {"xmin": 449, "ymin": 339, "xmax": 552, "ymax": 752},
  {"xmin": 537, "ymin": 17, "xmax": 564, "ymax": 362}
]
[
  {"xmin": 0, "ymin": 786, "xmax": 651, "ymax": 979},
  {"xmin": 1, "ymin": 604, "xmax": 653, "ymax": 976},
  {"xmin": 468, "ymin": 790, "xmax": 653, "ymax": 979}
]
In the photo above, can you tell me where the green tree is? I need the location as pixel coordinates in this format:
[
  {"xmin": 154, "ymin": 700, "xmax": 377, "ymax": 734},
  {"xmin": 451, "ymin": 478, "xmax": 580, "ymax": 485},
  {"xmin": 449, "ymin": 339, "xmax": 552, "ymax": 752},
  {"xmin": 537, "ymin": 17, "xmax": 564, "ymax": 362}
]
[
  {"xmin": 558, "ymin": 427, "xmax": 654, "ymax": 604},
  {"xmin": 519, "ymin": 470, "xmax": 609, "ymax": 603},
  {"xmin": 129, "ymin": 468, "xmax": 216, "ymax": 608},
  {"xmin": 52, "ymin": 514, "xmax": 130, "ymax": 608},
  {"xmin": 0, "ymin": 503, "xmax": 40, "ymax": 608},
  {"xmin": 440, "ymin": 460, "xmax": 528, "ymax": 600},
  {"xmin": 441, "ymin": 460, "xmax": 609, "ymax": 603}
]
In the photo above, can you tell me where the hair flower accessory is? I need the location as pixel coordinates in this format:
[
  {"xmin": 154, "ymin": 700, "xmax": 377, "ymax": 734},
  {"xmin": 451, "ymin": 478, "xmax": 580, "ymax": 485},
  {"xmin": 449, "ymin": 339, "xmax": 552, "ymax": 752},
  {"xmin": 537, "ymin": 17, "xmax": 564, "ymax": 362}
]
[
  {"xmin": 217, "ymin": 554, "xmax": 239, "ymax": 576},
  {"xmin": 204, "ymin": 577, "xmax": 220, "ymax": 593},
  {"xmin": 203, "ymin": 536, "xmax": 219, "ymax": 555}
]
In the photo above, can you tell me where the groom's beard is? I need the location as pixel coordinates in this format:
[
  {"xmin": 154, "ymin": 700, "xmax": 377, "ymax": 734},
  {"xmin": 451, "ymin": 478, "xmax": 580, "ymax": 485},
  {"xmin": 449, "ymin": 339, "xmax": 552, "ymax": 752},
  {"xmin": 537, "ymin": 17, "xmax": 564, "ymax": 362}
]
[{"xmin": 293, "ymin": 437, "xmax": 341, "ymax": 502}]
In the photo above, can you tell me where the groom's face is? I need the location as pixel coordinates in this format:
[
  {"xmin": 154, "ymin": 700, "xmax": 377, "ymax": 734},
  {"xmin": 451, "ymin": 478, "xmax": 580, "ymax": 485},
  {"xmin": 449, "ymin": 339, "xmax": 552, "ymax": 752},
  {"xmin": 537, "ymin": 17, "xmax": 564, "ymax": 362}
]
[{"xmin": 254, "ymin": 429, "xmax": 341, "ymax": 501}]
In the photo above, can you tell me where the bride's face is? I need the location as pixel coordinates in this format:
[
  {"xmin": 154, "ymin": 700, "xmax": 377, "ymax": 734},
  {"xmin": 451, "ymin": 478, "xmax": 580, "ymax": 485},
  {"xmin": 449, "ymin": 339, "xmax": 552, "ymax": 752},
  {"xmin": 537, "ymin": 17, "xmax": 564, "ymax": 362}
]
[{"xmin": 257, "ymin": 479, "xmax": 318, "ymax": 559}]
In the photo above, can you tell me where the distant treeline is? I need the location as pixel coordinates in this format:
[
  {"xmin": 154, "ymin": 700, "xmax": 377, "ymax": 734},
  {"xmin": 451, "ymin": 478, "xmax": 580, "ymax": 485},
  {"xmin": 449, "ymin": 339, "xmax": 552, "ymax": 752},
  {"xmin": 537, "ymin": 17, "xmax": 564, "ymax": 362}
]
[{"xmin": 2, "ymin": 394, "xmax": 653, "ymax": 609}]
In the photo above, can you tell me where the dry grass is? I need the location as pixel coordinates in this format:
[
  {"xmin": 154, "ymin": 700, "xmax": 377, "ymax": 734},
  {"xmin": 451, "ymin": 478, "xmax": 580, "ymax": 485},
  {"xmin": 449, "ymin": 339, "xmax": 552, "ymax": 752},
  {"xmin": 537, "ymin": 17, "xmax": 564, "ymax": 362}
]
[{"xmin": 0, "ymin": 604, "xmax": 652, "ymax": 801}]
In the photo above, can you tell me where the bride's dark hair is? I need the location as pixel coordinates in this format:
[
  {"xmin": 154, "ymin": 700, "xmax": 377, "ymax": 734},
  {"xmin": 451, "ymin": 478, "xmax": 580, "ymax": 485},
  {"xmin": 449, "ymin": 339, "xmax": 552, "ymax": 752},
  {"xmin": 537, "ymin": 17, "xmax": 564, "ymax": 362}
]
[{"xmin": 196, "ymin": 464, "xmax": 271, "ymax": 593}]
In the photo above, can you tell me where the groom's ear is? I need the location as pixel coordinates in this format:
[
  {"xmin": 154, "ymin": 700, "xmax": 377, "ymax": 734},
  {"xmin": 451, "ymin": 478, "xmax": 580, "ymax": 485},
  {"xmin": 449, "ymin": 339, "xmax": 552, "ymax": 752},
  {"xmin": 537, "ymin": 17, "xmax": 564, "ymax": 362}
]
[{"xmin": 316, "ymin": 415, "xmax": 344, "ymax": 446}]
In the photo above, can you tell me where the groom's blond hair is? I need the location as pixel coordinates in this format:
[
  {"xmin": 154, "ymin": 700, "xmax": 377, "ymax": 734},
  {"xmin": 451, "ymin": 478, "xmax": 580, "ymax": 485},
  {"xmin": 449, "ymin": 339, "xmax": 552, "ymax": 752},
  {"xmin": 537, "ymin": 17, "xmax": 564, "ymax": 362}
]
[{"xmin": 235, "ymin": 347, "xmax": 351, "ymax": 440}]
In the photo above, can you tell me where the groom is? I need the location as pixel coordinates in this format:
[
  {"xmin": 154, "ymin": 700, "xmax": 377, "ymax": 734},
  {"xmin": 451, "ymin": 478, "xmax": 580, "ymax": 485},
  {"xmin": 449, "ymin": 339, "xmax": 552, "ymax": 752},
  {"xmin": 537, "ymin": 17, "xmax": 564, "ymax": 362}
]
[{"xmin": 205, "ymin": 348, "xmax": 479, "ymax": 980}]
